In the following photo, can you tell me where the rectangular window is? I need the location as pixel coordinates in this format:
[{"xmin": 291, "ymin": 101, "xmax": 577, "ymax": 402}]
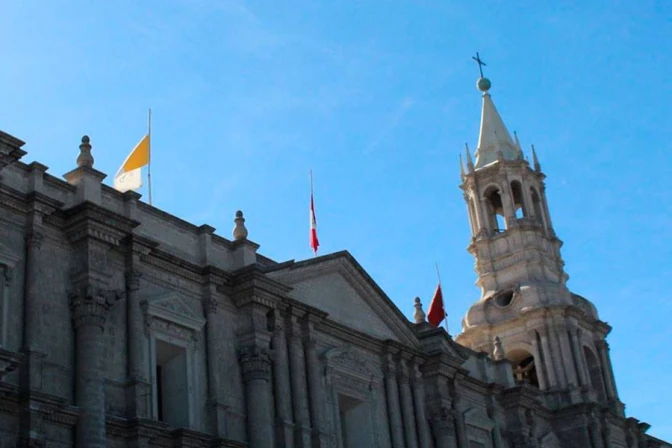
[{"xmin": 155, "ymin": 339, "xmax": 189, "ymax": 427}]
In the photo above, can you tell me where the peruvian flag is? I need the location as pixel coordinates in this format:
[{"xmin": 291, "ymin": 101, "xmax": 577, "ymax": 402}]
[
  {"xmin": 427, "ymin": 283, "xmax": 446, "ymax": 327},
  {"xmin": 310, "ymin": 176, "xmax": 319, "ymax": 255}
]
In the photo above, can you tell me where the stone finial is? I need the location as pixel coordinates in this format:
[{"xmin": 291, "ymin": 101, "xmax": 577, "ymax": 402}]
[
  {"xmin": 76, "ymin": 135, "xmax": 94, "ymax": 168},
  {"xmin": 531, "ymin": 145, "xmax": 541, "ymax": 172},
  {"xmin": 465, "ymin": 143, "xmax": 474, "ymax": 173},
  {"xmin": 459, "ymin": 154, "xmax": 466, "ymax": 179},
  {"xmin": 413, "ymin": 297, "xmax": 426, "ymax": 324},
  {"xmin": 492, "ymin": 336, "xmax": 504, "ymax": 361},
  {"xmin": 233, "ymin": 210, "xmax": 248, "ymax": 241}
]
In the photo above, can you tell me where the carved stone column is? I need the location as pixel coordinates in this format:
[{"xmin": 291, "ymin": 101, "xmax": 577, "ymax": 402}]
[
  {"xmin": 126, "ymin": 269, "xmax": 151, "ymax": 418},
  {"xmin": 70, "ymin": 285, "xmax": 121, "ymax": 448},
  {"xmin": 398, "ymin": 358, "xmax": 418, "ymax": 448},
  {"xmin": 430, "ymin": 407, "xmax": 458, "ymax": 448},
  {"xmin": 449, "ymin": 379, "xmax": 468, "ymax": 448},
  {"xmin": 22, "ymin": 230, "xmax": 45, "ymax": 391},
  {"xmin": 589, "ymin": 416, "xmax": 605, "ymax": 448},
  {"xmin": 554, "ymin": 319, "xmax": 577, "ymax": 386},
  {"xmin": 288, "ymin": 315, "xmax": 311, "ymax": 448},
  {"xmin": 538, "ymin": 329, "xmax": 558, "ymax": 388},
  {"xmin": 569, "ymin": 328, "xmax": 588, "ymax": 387},
  {"xmin": 240, "ymin": 346, "xmax": 274, "ymax": 448},
  {"xmin": 528, "ymin": 330, "xmax": 548, "ymax": 390},
  {"xmin": 595, "ymin": 341, "xmax": 618, "ymax": 400},
  {"xmin": 272, "ymin": 308, "xmax": 294, "ymax": 448},
  {"xmin": 383, "ymin": 354, "xmax": 404, "ymax": 448},
  {"xmin": 303, "ymin": 316, "xmax": 327, "ymax": 448},
  {"xmin": 203, "ymin": 292, "xmax": 228, "ymax": 435},
  {"xmin": 411, "ymin": 362, "xmax": 431, "ymax": 448}
]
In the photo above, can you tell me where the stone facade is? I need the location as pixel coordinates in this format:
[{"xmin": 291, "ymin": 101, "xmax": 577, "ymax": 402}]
[{"xmin": 0, "ymin": 76, "xmax": 669, "ymax": 448}]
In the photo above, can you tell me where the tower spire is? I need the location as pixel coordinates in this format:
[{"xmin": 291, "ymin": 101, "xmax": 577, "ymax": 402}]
[
  {"xmin": 465, "ymin": 143, "xmax": 474, "ymax": 173},
  {"xmin": 470, "ymin": 54, "xmax": 522, "ymax": 169},
  {"xmin": 531, "ymin": 144, "xmax": 541, "ymax": 172}
]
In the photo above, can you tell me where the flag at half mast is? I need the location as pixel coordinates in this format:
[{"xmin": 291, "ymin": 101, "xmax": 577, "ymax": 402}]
[
  {"xmin": 114, "ymin": 134, "xmax": 150, "ymax": 193},
  {"xmin": 309, "ymin": 171, "xmax": 319, "ymax": 255}
]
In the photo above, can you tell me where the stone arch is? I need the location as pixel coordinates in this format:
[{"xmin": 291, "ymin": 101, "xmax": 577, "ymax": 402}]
[
  {"xmin": 482, "ymin": 184, "xmax": 505, "ymax": 232},
  {"xmin": 583, "ymin": 345, "xmax": 606, "ymax": 402},
  {"xmin": 506, "ymin": 345, "xmax": 540, "ymax": 388}
]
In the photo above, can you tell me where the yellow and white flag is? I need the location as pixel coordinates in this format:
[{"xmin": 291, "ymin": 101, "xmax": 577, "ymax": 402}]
[{"xmin": 114, "ymin": 135, "xmax": 150, "ymax": 193}]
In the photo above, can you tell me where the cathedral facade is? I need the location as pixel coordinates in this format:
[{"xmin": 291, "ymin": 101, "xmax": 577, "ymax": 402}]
[{"xmin": 0, "ymin": 76, "xmax": 669, "ymax": 448}]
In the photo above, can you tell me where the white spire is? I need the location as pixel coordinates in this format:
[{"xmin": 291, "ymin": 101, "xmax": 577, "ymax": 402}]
[{"xmin": 474, "ymin": 92, "xmax": 519, "ymax": 168}]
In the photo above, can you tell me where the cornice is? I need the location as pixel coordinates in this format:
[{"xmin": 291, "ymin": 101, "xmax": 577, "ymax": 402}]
[{"xmin": 63, "ymin": 201, "xmax": 140, "ymax": 246}]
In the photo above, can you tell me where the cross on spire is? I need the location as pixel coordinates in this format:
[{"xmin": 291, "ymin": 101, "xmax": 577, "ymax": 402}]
[{"xmin": 472, "ymin": 52, "xmax": 487, "ymax": 78}]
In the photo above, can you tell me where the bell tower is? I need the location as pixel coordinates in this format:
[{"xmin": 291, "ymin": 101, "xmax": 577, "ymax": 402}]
[{"xmin": 454, "ymin": 60, "xmax": 624, "ymax": 413}]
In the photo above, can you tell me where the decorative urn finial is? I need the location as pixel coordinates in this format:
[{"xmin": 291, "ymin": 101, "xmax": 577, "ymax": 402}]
[
  {"xmin": 233, "ymin": 210, "xmax": 248, "ymax": 241},
  {"xmin": 413, "ymin": 297, "xmax": 426, "ymax": 324},
  {"xmin": 76, "ymin": 135, "xmax": 94, "ymax": 168},
  {"xmin": 493, "ymin": 336, "xmax": 504, "ymax": 361}
]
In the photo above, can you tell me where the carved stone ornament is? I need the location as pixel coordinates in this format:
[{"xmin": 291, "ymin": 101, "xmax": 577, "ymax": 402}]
[
  {"xmin": 125, "ymin": 269, "xmax": 141, "ymax": 291},
  {"xmin": 239, "ymin": 346, "xmax": 272, "ymax": 382},
  {"xmin": 69, "ymin": 285, "xmax": 124, "ymax": 330},
  {"xmin": 25, "ymin": 231, "xmax": 43, "ymax": 249}
]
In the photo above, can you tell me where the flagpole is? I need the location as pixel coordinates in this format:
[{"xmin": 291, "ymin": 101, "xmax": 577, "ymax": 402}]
[
  {"xmin": 310, "ymin": 169, "xmax": 316, "ymax": 258},
  {"xmin": 435, "ymin": 262, "xmax": 449, "ymax": 334},
  {"xmin": 148, "ymin": 108, "xmax": 153, "ymax": 206}
]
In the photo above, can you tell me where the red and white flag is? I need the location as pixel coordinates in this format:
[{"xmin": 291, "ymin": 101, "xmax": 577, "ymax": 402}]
[{"xmin": 310, "ymin": 172, "xmax": 319, "ymax": 255}]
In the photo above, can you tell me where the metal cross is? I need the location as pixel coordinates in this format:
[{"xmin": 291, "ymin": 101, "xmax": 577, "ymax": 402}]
[{"xmin": 472, "ymin": 52, "xmax": 486, "ymax": 78}]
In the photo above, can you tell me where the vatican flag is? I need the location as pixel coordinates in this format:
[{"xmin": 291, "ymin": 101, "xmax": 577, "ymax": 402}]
[{"xmin": 114, "ymin": 134, "xmax": 150, "ymax": 193}]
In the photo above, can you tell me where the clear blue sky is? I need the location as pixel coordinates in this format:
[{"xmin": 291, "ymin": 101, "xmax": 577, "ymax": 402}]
[{"xmin": 4, "ymin": 0, "xmax": 671, "ymax": 439}]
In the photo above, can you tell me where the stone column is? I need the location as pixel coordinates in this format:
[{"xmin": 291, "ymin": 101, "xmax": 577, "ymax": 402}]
[
  {"xmin": 240, "ymin": 346, "xmax": 274, "ymax": 448},
  {"xmin": 398, "ymin": 359, "xmax": 418, "ymax": 448},
  {"xmin": 569, "ymin": 329, "xmax": 588, "ymax": 387},
  {"xmin": 429, "ymin": 408, "xmax": 458, "ymax": 448},
  {"xmin": 499, "ymin": 185, "xmax": 516, "ymax": 227},
  {"xmin": 411, "ymin": 363, "xmax": 431, "ymax": 448},
  {"xmin": 450, "ymin": 391, "xmax": 468, "ymax": 448},
  {"xmin": 303, "ymin": 319, "xmax": 327, "ymax": 448},
  {"xmin": 548, "ymin": 324, "xmax": 568, "ymax": 387},
  {"xmin": 288, "ymin": 316, "xmax": 311, "ymax": 447},
  {"xmin": 272, "ymin": 309, "xmax": 294, "ymax": 448},
  {"xmin": 529, "ymin": 331, "xmax": 548, "ymax": 390},
  {"xmin": 203, "ymin": 293, "xmax": 228, "ymax": 435},
  {"xmin": 589, "ymin": 417, "xmax": 605, "ymax": 448},
  {"xmin": 126, "ymin": 269, "xmax": 151, "ymax": 418},
  {"xmin": 22, "ymin": 230, "xmax": 45, "ymax": 390},
  {"xmin": 538, "ymin": 330, "xmax": 558, "ymax": 388},
  {"xmin": 595, "ymin": 341, "xmax": 618, "ymax": 400},
  {"xmin": 70, "ymin": 285, "xmax": 121, "ymax": 448},
  {"xmin": 383, "ymin": 354, "xmax": 405, "ymax": 448},
  {"xmin": 555, "ymin": 320, "xmax": 578, "ymax": 387}
]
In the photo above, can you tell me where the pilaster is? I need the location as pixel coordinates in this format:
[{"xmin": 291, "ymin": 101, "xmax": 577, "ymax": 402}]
[
  {"xmin": 397, "ymin": 355, "xmax": 418, "ymax": 448},
  {"xmin": 411, "ymin": 361, "xmax": 431, "ymax": 448},
  {"xmin": 383, "ymin": 353, "xmax": 404, "ymax": 448},
  {"xmin": 271, "ymin": 307, "xmax": 294, "ymax": 448},
  {"xmin": 240, "ymin": 346, "xmax": 274, "ymax": 448},
  {"xmin": 302, "ymin": 313, "xmax": 328, "ymax": 448},
  {"xmin": 287, "ymin": 311, "xmax": 312, "ymax": 448}
]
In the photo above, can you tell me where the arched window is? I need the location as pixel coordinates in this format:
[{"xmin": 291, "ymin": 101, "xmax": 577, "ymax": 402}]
[
  {"xmin": 507, "ymin": 348, "xmax": 539, "ymax": 388},
  {"xmin": 510, "ymin": 181, "xmax": 528, "ymax": 219},
  {"xmin": 530, "ymin": 187, "xmax": 544, "ymax": 225},
  {"xmin": 584, "ymin": 346, "xmax": 606, "ymax": 402},
  {"xmin": 484, "ymin": 186, "xmax": 506, "ymax": 232}
]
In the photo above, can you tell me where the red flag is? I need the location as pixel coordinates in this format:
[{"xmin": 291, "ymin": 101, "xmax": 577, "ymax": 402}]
[
  {"xmin": 310, "ymin": 192, "xmax": 319, "ymax": 254},
  {"xmin": 427, "ymin": 284, "xmax": 445, "ymax": 327}
]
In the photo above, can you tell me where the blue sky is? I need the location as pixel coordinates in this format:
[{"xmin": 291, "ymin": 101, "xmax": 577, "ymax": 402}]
[{"xmin": 3, "ymin": 0, "xmax": 671, "ymax": 439}]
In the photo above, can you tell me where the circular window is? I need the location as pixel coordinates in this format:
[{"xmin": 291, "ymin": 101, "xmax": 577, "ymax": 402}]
[{"xmin": 494, "ymin": 290, "xmax": 514, "ymax": 308}]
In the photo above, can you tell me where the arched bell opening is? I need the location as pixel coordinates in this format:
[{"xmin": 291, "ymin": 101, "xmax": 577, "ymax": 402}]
[
  {"xmin": 507, "ymin": 348, "xmax": 540, "ymax": 388},
  {"xmin": 484, "ymin": 186, "xmax": 506, "ymax": 233}
]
